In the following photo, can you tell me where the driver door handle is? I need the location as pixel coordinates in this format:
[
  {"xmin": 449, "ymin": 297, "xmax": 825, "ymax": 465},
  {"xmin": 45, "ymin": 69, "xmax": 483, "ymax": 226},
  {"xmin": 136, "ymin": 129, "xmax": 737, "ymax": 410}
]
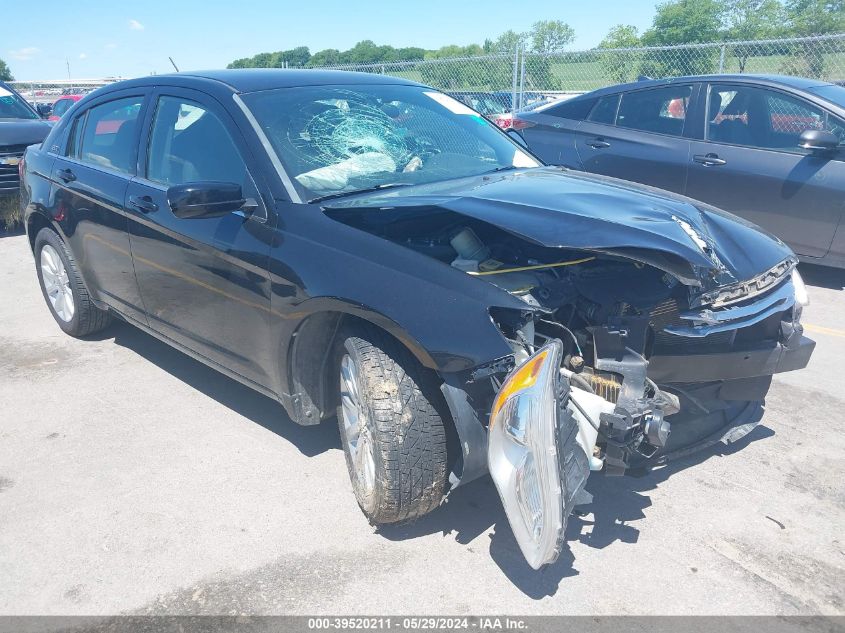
[
  {"xmin": 57, "ymin": 168, "xmax": 76, "ymax": 183},
  {"xmin": 587, "ymin": 138, "xmax": 611, "ymax": 149},
  {"xmin": 693, "ymin": 153, "xmax": 727, "ymax": 166},
  {"xmin": 128, "ymin": 195, "xmax": 158, "ymax": 214}
]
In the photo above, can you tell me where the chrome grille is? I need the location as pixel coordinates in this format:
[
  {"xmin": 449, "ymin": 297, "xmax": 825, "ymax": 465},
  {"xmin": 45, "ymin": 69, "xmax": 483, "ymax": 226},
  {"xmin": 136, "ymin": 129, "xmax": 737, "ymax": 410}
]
[
  {"xmin": 0, "ymin": 146, "xmax": 25, "ymax": 194},
  {"xmin": 650, "ymin": 298, "xmax": 734, "ymax": 352}
]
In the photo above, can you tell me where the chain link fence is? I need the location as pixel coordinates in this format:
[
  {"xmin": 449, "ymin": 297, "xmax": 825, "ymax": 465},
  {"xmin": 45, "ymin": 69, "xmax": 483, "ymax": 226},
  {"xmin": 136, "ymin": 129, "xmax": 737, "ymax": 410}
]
[
  {"xmin": 7, "ymin": 79, "xmax": 118, "ymax": 108},
  {"xmin": 8, "ymin": 34, "xmax": 845, "ymax": 113},
  {"xmin": 319, "ymin": 33, "xmax": 845, "ymax": 111}
]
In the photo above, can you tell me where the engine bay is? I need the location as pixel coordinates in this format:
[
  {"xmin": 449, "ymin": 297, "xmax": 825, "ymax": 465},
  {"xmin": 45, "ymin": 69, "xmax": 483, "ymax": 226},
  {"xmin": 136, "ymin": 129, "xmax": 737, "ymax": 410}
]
[{"xmin": 327, "ymin": 206, "xmax": 692, "ymax": 473}]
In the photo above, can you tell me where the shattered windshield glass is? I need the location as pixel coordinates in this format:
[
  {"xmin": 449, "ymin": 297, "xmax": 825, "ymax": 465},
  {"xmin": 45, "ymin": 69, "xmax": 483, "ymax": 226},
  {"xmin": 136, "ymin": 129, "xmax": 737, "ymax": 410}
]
[{"xmin": 242, "ymin": 84, "xmax": 539, "ymax": 201}]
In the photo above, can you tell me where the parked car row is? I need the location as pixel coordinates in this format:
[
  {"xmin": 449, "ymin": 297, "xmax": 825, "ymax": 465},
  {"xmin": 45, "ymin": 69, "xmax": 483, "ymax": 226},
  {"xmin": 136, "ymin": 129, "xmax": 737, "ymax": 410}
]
[
  {"xmin": 19, "ymin": 69, "xmax": 814, "ymax": 571},
  {"xmin": 448, "ymin": 90, "xmax": 558, "ymax": 129},
  {"xmin": 0, "ymin": 81, "xmax": 52, "ymax": 197},
  {"xmin": 47, "ymin": 94, "xmax": 84, "ymax": 121},
  {"xmin": 513, "ymin": 74, "xmax": 845, "ymax": 268}
]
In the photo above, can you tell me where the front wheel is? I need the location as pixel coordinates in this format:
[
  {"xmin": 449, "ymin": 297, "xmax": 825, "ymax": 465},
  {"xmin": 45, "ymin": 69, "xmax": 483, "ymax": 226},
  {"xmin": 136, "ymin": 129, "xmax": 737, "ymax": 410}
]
[{"xmin": 337, "ymin": 326, "xmax": 449, "ymax": 524}]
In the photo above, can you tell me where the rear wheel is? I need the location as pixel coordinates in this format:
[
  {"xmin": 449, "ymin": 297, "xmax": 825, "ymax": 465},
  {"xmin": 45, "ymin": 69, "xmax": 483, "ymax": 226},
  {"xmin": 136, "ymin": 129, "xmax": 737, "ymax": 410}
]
[
  {"xmin": 337, "ymin": 326, "xmax": 449, "ymax": 524},
  {"xmin": 34, "ymin": 228, "xmax": 111, "ymax": 337}
]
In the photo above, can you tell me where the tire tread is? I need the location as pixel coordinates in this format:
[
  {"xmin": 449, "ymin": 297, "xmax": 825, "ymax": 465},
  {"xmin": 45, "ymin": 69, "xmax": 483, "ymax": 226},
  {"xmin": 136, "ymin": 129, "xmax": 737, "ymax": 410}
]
[{"xmin": 341, "ymin": 324, "xmax": 448, "ymax": 523}]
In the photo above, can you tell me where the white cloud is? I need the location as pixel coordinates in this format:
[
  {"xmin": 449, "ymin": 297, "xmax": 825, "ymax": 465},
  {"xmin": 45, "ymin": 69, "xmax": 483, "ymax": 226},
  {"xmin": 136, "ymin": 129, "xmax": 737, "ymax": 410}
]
[
  {"xmin": 105, "ymin": 43, "xmax": 118, "ymax": 50},
  {"xmin": 79, "ymin": 53, "xmax": 87, "ymax": 60},
  {"xmin": 129, "ymin": 19, "xmax": 144, "ymax": 31},
  {"xmin": 9, "ymin": 47, "xmax": 40, "ymax": 61}
]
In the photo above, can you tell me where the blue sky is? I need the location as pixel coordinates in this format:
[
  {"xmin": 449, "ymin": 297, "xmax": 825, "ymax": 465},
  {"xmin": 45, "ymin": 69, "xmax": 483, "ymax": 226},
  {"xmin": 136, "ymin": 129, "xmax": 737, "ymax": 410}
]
[{"xmin": 5, "ymin": 0, "xmax": 658, "ymax": 80}]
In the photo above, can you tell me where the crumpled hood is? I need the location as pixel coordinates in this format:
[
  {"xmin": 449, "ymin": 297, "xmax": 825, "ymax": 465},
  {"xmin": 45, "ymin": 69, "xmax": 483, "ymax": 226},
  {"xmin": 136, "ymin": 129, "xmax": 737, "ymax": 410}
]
[
  {"xmin": 326, "ymin": 167, "xmax": 793, "ymax": 289},
  {"xmin": 0, "ymin": 119, "xmax": 52, "ymax": 147}
]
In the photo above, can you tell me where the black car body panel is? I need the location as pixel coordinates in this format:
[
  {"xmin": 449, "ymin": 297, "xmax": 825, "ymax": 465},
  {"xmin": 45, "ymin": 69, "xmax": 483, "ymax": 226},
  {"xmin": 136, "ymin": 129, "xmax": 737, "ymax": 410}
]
[
  {"xmin": 516, "ymin": 74, "xmax": 845, "ymax": 268},
  {"xmin": 326, "ymin": 166, "xmax": 794, "ymax": 290}
]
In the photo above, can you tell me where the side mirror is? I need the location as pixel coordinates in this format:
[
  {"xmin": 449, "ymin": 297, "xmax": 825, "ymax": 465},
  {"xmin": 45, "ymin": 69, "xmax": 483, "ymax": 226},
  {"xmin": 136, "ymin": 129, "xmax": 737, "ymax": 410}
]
[
  {"xmin": 506, "ymin": 128, "xmax": 528, "ymax": 149},
  {"xmin": 798, "ymin": 129, "xmax": 840, "ymax": 153},
  {"xmin": 36, "ymin": 103, "xmax": 52, "ymax": 119},
  {"xmin": 167, "ymin": 182, "xmax": 246, "ymax": 219}
]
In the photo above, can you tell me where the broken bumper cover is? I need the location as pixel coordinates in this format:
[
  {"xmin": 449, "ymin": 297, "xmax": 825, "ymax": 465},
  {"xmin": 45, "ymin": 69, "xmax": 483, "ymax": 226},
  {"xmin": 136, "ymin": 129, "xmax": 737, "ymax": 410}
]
[{"xmin": 648, "ymin": 334, "xmax": 815, "ymax": 383}]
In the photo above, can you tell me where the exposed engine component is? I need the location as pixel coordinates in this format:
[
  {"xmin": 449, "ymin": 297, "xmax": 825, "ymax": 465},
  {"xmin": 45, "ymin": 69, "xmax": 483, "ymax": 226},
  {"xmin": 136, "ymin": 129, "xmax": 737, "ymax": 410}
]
[
  {"xmin": 441, "ymin": 225, "xmax": 679, "ymax": 475},
  {"xmin": 324, "ymin": 212, "xmax": 798, "ymax": 476},
  {"xmin": 450, "ymin": 227, "xmax": 490, "ymax": 264},
  {"xmin": 586, "ymin": 372, "xmax": 622, "ymax": 403}
]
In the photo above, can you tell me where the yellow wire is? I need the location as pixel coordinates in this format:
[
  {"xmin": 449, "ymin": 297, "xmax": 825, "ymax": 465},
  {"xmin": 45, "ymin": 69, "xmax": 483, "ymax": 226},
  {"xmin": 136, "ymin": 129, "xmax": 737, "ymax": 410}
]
[{"xmin": 468, "ymin": 256, "xmax": 596, "ymax": 276}]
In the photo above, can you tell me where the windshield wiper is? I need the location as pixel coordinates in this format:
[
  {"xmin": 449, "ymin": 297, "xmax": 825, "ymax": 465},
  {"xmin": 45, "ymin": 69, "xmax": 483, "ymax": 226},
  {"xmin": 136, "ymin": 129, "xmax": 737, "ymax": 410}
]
[
  {"xmin": 308, "ymin": 182, "xmax": 414, "ymax": 204},
  {"xmin": 479, "ymin": 165, "xmax": 521, "ymax": 175}
]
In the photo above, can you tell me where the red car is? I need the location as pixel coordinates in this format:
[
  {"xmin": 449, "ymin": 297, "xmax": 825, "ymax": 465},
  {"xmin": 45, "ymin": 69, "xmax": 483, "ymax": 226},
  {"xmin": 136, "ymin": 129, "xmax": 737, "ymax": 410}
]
[{"xmin": 48, "ymin": 95, "xmax": 82, "ymax": 121}]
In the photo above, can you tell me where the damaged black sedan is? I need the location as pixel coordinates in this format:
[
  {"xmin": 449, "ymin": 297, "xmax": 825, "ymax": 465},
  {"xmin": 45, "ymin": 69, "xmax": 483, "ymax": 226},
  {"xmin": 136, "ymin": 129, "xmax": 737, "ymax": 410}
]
[{"xmin": 20, "ymin": 70, "xmax": 814, "ymax": 570}]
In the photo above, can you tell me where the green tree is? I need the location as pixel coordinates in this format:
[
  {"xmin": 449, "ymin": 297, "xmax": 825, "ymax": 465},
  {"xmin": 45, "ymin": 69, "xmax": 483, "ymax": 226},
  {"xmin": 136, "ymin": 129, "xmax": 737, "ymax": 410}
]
[
  {"xmin": 785, "ymin": 0, "xmax": 845, "ymax": 34},
  {"xmin": 521, "ymin": 20, "xmax": 576, "ymax": 91},
  {"xmin": 641, "ymin": 0, "xmax": 723, "ymax": 76},
  {"xmin": 394, "ymin": 47, "xmax": 427, "ymax": 61},
  {"xmin": 425, "ymin": 44, "xmax": 485, "ymax": 59},
  {"xmin": 227, "ymin": 47, "xmax": 311, "ymax": 69},
  {"xmin": 721, "ymin": 0, "xmax": 786, "ymax": 72},
  {"xmin": 0, "ymin": 58, "xmax": 13, "ymax": 81},
  {"xmin": 530, "ymin": 20, "xmax": 575, "ymax": 53},
  {"xmin": 491, "ymin": 29, "xmax": 530, "ymax": 53},
  {"xmin": 598, "ymin": 25, "xmax": 642, "ymax": 84},
  {"xmin": 780, "ymin": 0, "xmax": 845, "ymax": 77},
  {"xmin": 307, "ymin": 49, "xmax": 343, "ymax": 67},
  {"xmin": 722, "ymin": 0, "xmax": 786, "ymax": 39},
  {"xmin": 644, "ymin": 0, "xmax": 723, "ymax": 44},
  {"xmin": 275, "ymin": 46, "xmax": 311, "ymax": 67}
]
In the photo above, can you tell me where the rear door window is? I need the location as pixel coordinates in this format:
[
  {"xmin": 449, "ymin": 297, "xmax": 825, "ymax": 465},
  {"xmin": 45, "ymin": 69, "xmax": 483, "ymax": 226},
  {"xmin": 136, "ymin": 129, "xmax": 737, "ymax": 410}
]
[
  {"xmin": 77, "ymin": 97, "xmax": 143, "ymax": 173},
  {"xmin": 588, "ymin": 94, "xmax": 620, "ymax": 125},
  {"xmin": 616, "ymin": 85, "xmax": 693, "ymax": 137},
  {"xmin": 546, "ymin": 97, "xmax": 597, "ymax": 121}
]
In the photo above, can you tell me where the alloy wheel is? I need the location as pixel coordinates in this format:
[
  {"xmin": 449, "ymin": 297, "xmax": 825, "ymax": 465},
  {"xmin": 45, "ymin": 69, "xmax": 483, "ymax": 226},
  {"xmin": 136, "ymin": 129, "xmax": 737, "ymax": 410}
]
[
  {"xmin": 40, "ymin": 244, "xmax": 75, "ymax": 322},
  {"xmin": 340, "ymin": 353, "xmax": 376, "ymax": 500}
]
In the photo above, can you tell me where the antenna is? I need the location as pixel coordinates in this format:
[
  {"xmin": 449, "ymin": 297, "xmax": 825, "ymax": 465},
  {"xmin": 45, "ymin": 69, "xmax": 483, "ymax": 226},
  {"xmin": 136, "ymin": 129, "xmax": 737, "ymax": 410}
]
[{"xmin": 169, "ymin": 57, "xmax": 180, "ymax": 72}]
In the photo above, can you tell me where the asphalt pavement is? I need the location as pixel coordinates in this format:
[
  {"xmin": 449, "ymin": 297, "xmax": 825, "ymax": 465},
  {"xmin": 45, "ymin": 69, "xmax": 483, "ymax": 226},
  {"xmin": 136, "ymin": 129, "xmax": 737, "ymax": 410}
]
[{"xmin": 1, "ymin": 232, "xmax": 843, "ymax": 615}]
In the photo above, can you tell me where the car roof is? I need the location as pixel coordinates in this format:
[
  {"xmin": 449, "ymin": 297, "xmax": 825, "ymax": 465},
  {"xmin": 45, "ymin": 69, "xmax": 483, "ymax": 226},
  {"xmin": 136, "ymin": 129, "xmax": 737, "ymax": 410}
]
[
  {"xmin": 570, "ymin": 73, "xmax": 835, "ymax": 101},
  {"xmin": 102, "ymin": 69, "xmax": 423, "ymax": 95}
]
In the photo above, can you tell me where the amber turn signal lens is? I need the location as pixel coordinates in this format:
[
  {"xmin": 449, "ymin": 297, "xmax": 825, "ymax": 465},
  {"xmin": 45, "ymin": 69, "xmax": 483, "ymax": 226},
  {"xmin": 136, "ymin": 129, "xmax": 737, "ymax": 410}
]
[{"xmin": 490, "ymin": 350, "xmax": 549, "ymax": 421}]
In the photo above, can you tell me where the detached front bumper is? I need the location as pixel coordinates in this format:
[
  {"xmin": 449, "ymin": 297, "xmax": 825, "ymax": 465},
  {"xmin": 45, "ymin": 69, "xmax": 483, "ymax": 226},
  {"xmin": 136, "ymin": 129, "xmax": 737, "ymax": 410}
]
[
  {"xmin": 648, "ymin": 334, "xmax": 815, "ymax": 383},
  {"xmin": 451, "ymin": 272, "xmax": 816, "ymax": 570}
]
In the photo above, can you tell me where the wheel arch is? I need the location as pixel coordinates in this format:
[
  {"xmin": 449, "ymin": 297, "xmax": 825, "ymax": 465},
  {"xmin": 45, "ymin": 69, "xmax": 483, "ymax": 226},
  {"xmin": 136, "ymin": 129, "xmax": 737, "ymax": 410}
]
[
  {"xmin": 26, "ymin": 210, "xmax": 55, "ymax": 252},
  {"xmin": 284, "ymin": 301, "xmax": 439, "ymax": 427}
]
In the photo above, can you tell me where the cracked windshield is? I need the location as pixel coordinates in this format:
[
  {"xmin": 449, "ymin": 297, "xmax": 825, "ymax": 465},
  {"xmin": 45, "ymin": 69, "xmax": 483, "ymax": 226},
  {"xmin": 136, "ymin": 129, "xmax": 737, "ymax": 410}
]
[{"xmin": 243, "ymin": 84, "xmax": 539, "ymax": 201}]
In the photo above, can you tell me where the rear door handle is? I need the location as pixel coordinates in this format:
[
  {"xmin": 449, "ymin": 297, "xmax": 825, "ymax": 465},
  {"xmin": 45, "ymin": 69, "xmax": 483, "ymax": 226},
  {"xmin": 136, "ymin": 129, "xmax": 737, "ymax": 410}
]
[
  {"xmin": 57, "ymin": 168, "xmax": 76, "ymax": 183},
  {"xmin": 587, "ymin": 138, "xmax": 611, "ymax": 149},
  {"xmin": 693, "ymin": 153, "xmax": 727, "ymax": 166},
  {"xmin": 128, "ymin": 195, "xmax": 158, "ymax": 214}
]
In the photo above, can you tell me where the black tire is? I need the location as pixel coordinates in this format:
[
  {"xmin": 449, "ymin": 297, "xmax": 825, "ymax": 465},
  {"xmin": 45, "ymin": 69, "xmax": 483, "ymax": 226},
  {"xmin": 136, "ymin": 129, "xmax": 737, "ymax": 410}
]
[
  {"xmin": 337, "ymin": 325, "xmax": 449, "ymax": 524},
  {"xmin": 34, "ymin": 228, "xmax": 112, "ymax": 337}
]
